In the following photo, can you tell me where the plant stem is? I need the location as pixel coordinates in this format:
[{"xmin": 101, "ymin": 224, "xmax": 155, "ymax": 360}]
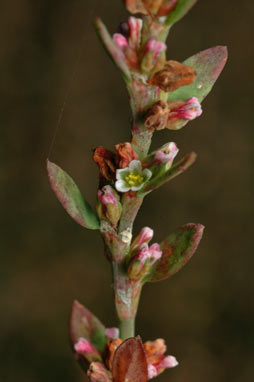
[
  {"xmin": 112, "ymin": 262, "xmax": 143, "ymax": 340},
  {"xmin": 120, "ymin": 317, "xmax": 135, "ymax": 340}
]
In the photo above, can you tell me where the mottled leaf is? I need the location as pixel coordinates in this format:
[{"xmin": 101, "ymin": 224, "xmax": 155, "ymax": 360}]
[
  {"xmin": 94, "ymin": 18, "xmax": 131, "ymax": 83},
  {"xmin": 166, "ymin": 0, "xmax": 197, "ymax": 27},
  {"xmin": 168, "ymin": 46, "xmax": 228, "ymax": 103},
  {"xmin": 47, "ymin": 160, "xmax": 100, "ymax": 230},
  {"xmin": 141, "ymin": 152, "xmax": 197, "ymax": 194},
  {"xmin": 148, "ymin": 223, "xmax": 204, "ymax": 282},
  {"xmin": 70, "ymin": 300, "xmax": 107, "ymax": 354},
  {"xmin": 112, "ymin": 337, "xmax": 148, "ymax": 382}
]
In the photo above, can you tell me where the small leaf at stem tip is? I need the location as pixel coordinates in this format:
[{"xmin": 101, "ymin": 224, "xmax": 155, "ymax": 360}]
[
  {"xmin": 94, "ymin": 17, "xmax": 131, "ymax": 83},
  {"xmin": 112, "ymin": 337, "xmax": 148, "ymax": 382},
  {"xmin": 70, "ymin": 300, "xmax": 107, "ymax": 354},
  {"xmin": 168, "ymin": 46, "xmax": 228, "ymax": 103},
  {"xmin": 166, "ymin": 0, "xmax": 197, "ymax": 27},
  {"xmin": 141, "ymin": 152, "xmax": 197, "ymax": 194},
  {"xmin": 47, "ymin": 160, "xmax": 100, "ymax": 230},
  {"xmin": 147, "ymin": 223, "xmax": 204, "ymax": 282}
]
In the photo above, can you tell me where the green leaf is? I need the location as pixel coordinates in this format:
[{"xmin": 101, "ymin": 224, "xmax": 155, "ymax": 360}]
[
  {"xmin": 148, "ymin": 223, "xmax": 204, "ymax": 282},
  {"xmin": 70, "ymin": 300, "xmax": 107, "ymax": 354},
  {"xmin": 94, "ymin": 18, "xmax": 131, "ymax": 83},
  {"xmin": 141, "ymin": 152, "xmax": 197, "ymax": 194},
  {"xmin": 168, "ymin": 46, "xmax": 228, "ymax": 103},
  {"xmin": 166, "ymin": 0, "xmax": 197, "ymax": 27},
  {"xmin": 47, "ymin": 160, "xmax": 100, "ymax": 230}
]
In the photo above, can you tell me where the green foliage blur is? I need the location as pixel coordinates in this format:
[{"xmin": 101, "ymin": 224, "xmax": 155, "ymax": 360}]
[{"xmin": 0, "ymin": 1, "xmax": 253, "ymax": 381}]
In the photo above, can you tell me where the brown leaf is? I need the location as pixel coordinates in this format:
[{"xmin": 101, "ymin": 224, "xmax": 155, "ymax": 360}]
[{"xmin": 112, "ymin": 337, "xmax": 148, "ymax": 382}]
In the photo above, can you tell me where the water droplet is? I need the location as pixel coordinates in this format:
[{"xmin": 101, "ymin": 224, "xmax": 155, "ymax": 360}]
[{"xmin": 197, "ymin": 83, "xmax": 203, "ymax": 89}]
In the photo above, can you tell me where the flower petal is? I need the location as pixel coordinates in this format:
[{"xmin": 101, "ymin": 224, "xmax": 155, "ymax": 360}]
[
  {"xmin": 115, "ymin": 179, "xmax": 130, "ymax": 192},
  {"xmin": 129, "ymin": 160, "xmax": 142, "ymax": 173},
  {"xmin": 131, "ymin": 184, "xmax": 145, "ymax": 191},
  {"xmin": 116, "ymin": 168, "xmax": 130, "ymax": 180},
  {"xmin": 143, "ymin": 168, "xmax": 152, "ymax": 180}
]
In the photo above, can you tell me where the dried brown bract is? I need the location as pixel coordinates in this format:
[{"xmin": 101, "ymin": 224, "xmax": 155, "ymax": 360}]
[
  {"xmin": 144, "ymin": 100, "xmax": 169, "ymax": 130},
  {"xmin": 105, "ymin": 338, "xmax": 123, "ymax": 371},
  {"xmin": 87, "ymin": 362, "xmax": 112, "ymax": 382},
  {"xmin": 148, "ymin": 60, "xmax": 196, "ymax": 92},
  {"xmin": 93, "ymin": 146, "xmax": 117, "ymax": 181},
  {"xmin": 115, "ymin": 142, "xmax": 138, "ymax": 169}
]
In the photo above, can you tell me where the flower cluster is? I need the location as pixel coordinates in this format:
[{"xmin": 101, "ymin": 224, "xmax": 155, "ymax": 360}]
[
  {"xmin": 113, "ymin": 15, "xmax": 167, "ymax": 73},
  {"xmin": 128, "ymin": 226, "xmax": 162, "ymax": 280},
  {"xmin": 74, "ymin": 335, "xmax": 178, "ymax": 382},
  {"xmin": 145, "ymin": 97, "xmax": 202, "ymax": 131}
]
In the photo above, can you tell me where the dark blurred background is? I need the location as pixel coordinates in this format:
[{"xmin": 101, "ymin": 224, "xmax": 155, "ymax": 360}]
[{"xmin": 0, "ymin": 0, "xmax": 253, "ymax": 381}]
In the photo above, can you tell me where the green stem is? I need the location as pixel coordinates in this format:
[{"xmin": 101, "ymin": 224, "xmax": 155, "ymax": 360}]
[
  {"xmin": 120, "ymin": 318, "xmax": 135, "ymax": 340},
  {"xmin": 112, "ymin": 262, "xmax": 143, "ymax": 340}
]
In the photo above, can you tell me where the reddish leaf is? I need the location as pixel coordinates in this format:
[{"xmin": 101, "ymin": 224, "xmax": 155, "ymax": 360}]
[
  {"xmin": 148, "ymin": 223, "xmax": 204, "ymax": 282},
  {"xmin": 70, "ymin": 300, "xmax": 107, "ymax": 354},
  {"xmin": 47, "ymin": 160, "xmax": 100, "ymax": 230},
  {"xmin": 112, "ymin": 337, "xmax": 148, "ymax": 382}
]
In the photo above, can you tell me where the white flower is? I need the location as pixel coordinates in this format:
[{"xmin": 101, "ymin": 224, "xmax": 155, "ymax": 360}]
[{"xmin": 115, "ymin": 160, "xmax": 152, "ymax": 192}]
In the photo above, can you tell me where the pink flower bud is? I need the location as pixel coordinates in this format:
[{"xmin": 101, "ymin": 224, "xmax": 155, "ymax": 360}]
[
  {"xmin": 137, "ymin": 243, "xmax": 151, "ymax": 261},
  {"xmin": 128, "ymin": 243, "xmax": 151, "ymax": 279},
  {"xmin": 98, "ymin": 186, "xmax": 117, "ymax": 206},
  {"xmin": 146, "ymin": 38, "xmax": 167, "ymax": 62},
  {"xmin": 130, "ymin": 226, "xmax": 154, "ymax": 252},
  {"xmin": 170, "ymin": 97, "xmax": 202, "ymax": 120},
  {"xmin": 97, "ymin": 186, "xmax": 122, "ymax": 226},
  {"xmin": 149, "ymin": 243, "xmax": 162, "ymax": 265},
  {"xmin": 148, "ymin": 364, "xmax": 158, "ymax": 379},
  {"xmin": 74, "ymin": 338, "xmax": 95, "ymax": 354},
  {"xmin": 154, "ymin": 142, "xmax": 179, "ymax": 165},
  {"xmin": 127, "ymin": 16, "xmax": 143, "ymax": 50},
  {"xmin": 105, "ymin": 327, "xmax": 120, "ymax": 340},
  {"xmin": 113, "ymin": 33, "xmax": 129, "ymax": 50},
  {"xmin": 137, "ymin": 227, "xmax": 154, "ymax": 245},
  {"xmin": 160, "ymin": 355, "xmax": 179, "ymax": 368}
]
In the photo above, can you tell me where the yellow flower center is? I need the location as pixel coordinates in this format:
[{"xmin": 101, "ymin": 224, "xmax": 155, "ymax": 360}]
[{"xmin": 125, "ymin": 172, "xmax": 144, "ymax": 187}]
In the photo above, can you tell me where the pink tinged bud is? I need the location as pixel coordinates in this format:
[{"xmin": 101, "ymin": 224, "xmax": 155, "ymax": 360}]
[
  {"xmin": 160, "ymin": 355, "xmax": 179, "ymax": 368},
  {"xmin": 146, "ymin": 38, "xmax": 167, "ymax": 62},
  {"xmin": 128, "ymin": 243, "xmax": 151, "ymax": 279},
  {"xmin": 148, "ymin": 364, "xmax": 158, "ymax": 379},
  {"xmin": 154, "ymin": 142, "xmax": 179, "ymax": 165},
  {"xmin": 149, "ymin": 243, "xmax": 162, "ymax": 265},
  {"xmin": 105, "ymin": 327, "xmax": 120, "ymax": 340},
  {"xmin": 127, "ymin": 16, "xmax": 143, "ymax": 50},
  {"xmin": 137, "ymin": 243, "xmax": 151, "ymax": 261},
  {"xmin": 171, "ymin": 97, "xmax": 202, "ymax": 120},
  {"xmin": 97, "ymin": 186, "xmax": 117, "ymax": 206},
  {"xmin": 74, "ymin": 338, "xmax": 102, "ymax": 363},
  {"xmin": 74, "ymin": 338, "xmax": 96, "ymax": 355},
  {"xmin": 137, "ymin": 227, "xmax": 154, "ymax": 246},
  {"xmin": 113, "ymin": 33, "xmax": 129, "ymax": 50}
]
